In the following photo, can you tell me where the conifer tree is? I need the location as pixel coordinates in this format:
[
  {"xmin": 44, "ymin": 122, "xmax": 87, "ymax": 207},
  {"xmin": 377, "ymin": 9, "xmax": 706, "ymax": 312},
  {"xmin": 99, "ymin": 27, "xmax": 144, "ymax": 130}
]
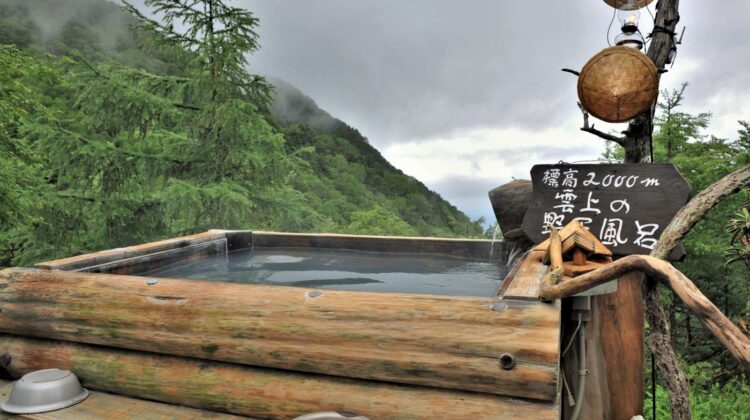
[
  {"xmin": 120, "ymin": 0, "xmax": 300, "ymax": 232},
  {"xmin": 0, "ymin": 46, "xmax": 54, "ymax": 264}
]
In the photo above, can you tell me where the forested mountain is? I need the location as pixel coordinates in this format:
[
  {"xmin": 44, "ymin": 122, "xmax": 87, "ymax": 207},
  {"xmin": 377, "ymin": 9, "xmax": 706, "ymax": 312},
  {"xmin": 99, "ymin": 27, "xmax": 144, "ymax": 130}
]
[{"xmin": 0, "ymin": 0, "xmax": 484, "ymax": 266}]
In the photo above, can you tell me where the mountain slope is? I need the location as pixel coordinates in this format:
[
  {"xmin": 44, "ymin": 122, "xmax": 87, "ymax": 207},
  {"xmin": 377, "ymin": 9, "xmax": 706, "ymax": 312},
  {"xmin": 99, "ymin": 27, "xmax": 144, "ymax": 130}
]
[
  {"xmin": 0, "ymin": 0, "xmax": 483, "ymax": 268},
  {"xmin": 268, "ymin": 78, "xmax": 480, "ymax": 237}
]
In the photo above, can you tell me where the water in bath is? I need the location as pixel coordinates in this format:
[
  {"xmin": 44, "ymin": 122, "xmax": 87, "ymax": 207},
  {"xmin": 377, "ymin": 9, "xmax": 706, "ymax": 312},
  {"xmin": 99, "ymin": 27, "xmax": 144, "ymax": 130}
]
[{"xmin": 142, "ymin": 248, "xmax": 506, "ymax": 297}]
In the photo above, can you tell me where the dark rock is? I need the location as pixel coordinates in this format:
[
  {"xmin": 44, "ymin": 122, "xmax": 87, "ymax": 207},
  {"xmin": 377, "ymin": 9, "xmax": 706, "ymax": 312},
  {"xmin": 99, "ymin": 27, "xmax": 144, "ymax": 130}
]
[{"xmin": 488, "ymin": 180, "xmax": 532, "ymax": 242}]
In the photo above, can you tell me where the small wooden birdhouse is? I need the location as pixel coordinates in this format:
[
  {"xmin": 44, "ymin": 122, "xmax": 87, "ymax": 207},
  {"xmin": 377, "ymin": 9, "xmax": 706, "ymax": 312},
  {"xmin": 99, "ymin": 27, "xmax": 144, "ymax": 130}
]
[{"xmin": 534, "ymin": 220, "xmax": 613, "ymax": 277}]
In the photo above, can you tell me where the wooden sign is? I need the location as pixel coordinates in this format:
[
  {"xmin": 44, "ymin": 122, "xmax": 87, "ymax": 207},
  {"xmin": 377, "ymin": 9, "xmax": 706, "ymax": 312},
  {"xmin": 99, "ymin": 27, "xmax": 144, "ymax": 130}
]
[{"xmin": 522, "ymin": 164, "xmax": 691, "ymax": 257}]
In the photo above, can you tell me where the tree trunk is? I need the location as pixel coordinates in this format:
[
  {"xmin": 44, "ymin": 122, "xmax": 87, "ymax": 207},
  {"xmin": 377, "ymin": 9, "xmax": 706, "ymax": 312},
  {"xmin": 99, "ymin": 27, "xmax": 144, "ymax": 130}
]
[{"xmin": 618, "ymin": 0, "xmax": 691, "ymax": 418}]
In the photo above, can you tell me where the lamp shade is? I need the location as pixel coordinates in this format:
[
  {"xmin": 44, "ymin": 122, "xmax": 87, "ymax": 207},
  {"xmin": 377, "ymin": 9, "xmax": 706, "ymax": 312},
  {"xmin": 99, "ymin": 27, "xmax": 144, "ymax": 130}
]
[{"xmin": 577, "ymin": 46, "xmax": 659, "ymax": 123}]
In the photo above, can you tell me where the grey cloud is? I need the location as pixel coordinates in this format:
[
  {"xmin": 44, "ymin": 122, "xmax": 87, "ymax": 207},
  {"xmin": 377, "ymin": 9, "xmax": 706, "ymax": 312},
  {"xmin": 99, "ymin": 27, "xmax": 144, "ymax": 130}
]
[
  {"xmin": 239, "ymin": 0, "xmax": 620, "ymax": 145},
  {"xmin": 419, "ymin": 142, "xmax": 606, "ymax": 223},
  {"xmin": 459, "ymin": 145, "xmax": 602, "ymax": 163},
  {"xmin": 426, "ymin": 176, "xmax": 508, "ymax": 225},
  {"xmin": 67, "ymin": 1, "xmax": 750, "ymax": 222},
  {"xmin": 674, "ymin": 2, "xmax": 750, "ymax": 96},
  {"xmin": 238, "ymin": 1, "xmax": 750, "ymax": 146}
]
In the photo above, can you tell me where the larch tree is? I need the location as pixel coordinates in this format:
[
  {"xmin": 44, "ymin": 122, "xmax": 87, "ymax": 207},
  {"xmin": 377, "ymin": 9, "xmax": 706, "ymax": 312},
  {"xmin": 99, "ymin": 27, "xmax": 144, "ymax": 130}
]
[
  {"xmin": 121, "ymin": 0, "xmax": 303, "ymax": 232},
  {"xmin": 8, "ymin": 0, "xmax": 307, "ymax": 264}
]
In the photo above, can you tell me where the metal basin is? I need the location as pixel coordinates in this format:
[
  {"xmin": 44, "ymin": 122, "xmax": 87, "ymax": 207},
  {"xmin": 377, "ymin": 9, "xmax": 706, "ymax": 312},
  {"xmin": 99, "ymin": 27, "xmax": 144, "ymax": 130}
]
[
  {"xmin": 294, "ymin": 412, "xmax": 369, "ymax": 420},
  {"xmin": 1, "ymin": 369, "xmax": 89, "ymax": 414}
]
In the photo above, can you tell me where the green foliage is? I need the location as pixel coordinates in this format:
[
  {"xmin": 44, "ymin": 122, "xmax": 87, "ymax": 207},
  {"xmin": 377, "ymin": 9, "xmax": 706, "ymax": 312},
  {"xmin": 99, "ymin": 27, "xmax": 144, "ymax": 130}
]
[
  {"xmin": 0, "ymin": 0, "xmax": 483, "ymax": 267},
  {"xmin": 653, "ymin": 83, "xmax": 712, "ymax": 162},
  {"xmin": 632, "ymin": 83, "xmax": 750, "ymax": 406},
  {"xmin": 347, "ymin": 206, "xmax": 418, "ymax": 237},
  {"xmin": 644, "ymin": 364, "xmax": 750, "ymax": 420},
  {"xmin": 726, "ymin": 122, "xmax": 750, "ymax": 268},
  {"xmin": 0, "ymin": 2, "xmax": 37, "ymax": 47},
  {"xmin": 651, "ymin": 86, "xmax": 750, "ymax": 372},
  {"xmin": 726, "ymin": 201, "xmax": 750, "ymax": 268},
  {"xmin": 0, "ymin": 45, "xmax": 58, "ymax": 264}
]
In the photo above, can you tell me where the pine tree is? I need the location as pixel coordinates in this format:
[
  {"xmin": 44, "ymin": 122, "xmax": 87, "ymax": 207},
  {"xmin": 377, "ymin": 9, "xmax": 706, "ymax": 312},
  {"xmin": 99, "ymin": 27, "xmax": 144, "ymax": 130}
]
[
  {"xmin": 120, "ymin": 0, "xmax": 302, "ymax": 232},
  {"xmin": 6, "ymin": 0, "xmax": 306, "ymax": 264},
  {"xmin": 0, "ymin": 46, "xmax": 57, "ymax": 265}
]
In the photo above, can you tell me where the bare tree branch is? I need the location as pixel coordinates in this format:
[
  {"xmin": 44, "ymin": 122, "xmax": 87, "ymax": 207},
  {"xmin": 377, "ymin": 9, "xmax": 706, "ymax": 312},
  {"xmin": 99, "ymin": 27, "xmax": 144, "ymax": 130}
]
[
  {"xmin": 172, "ymin": 103, "xmax": 202, "ymax": 111},
  {"xmin": 578, "ymin": 102, "xmax": 627, "ymax": 145}
]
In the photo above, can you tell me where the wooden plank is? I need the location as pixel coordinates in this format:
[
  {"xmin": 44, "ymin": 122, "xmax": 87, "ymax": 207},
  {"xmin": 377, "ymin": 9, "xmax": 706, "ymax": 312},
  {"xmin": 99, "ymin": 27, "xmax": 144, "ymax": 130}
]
[
  {"xmin": 79, "ymin": 239, "xmax": 226, "ymax": 276},
  {"xmin": 595, "ymin": 272, "xmax": 644, "ymax": 419},
  {"xmin": 0, "ymin": 268, "xmax": 560, "ymax": 401},
  {"xmin": 35, "ymin": 232, "xmax": 227, "ymax": 272},
  {"xmin": 494, "ymin": 251, "xmax": 528, "ymax": 297},
  {"xmin": 251, "ymin": 231, "xmax": 501, "ymax": 260},
  {"xmin": 0, "ymin": 336, "xmax": 559, "ymax": 420},
  {"xmin": 0, "ymin": 380, "xmax": 245, "ymax": 419},
  {"xmin": 502, "ymin": 250, "xmax": 548, "ymax": 300}
]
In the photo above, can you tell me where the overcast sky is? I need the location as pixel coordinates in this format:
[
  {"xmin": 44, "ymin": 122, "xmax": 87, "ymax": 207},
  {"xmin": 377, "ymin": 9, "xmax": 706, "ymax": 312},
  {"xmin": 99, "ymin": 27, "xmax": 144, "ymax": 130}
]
[{"xmin": 232, "ymin": 0, "xmax": 750, "ymax": 225}]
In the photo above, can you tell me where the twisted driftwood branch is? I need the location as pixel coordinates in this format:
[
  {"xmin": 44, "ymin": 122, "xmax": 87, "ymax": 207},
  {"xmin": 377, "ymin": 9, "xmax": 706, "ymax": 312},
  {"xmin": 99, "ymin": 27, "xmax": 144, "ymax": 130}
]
[{"xmin": 539, "ymin": 254, "xmax": 750, "ymax": 372}]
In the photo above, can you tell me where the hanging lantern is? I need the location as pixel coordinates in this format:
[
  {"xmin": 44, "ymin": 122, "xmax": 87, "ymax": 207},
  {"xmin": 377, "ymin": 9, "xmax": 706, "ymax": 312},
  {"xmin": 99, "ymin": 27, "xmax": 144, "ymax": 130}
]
[
  {"xmin": 604, "ymin": 0, "xmax": 653, "ymax": 51},
  {"xmin": 577, "ymin": 46, "xmax": 659, "ymax": 123}
]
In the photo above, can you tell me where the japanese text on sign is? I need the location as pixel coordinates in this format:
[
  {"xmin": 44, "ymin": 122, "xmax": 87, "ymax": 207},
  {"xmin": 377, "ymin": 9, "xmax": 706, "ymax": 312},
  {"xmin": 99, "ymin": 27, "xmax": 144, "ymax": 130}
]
[{"xmin": 521, "ymin": 164, "xmax": 691, "ymax": 256}]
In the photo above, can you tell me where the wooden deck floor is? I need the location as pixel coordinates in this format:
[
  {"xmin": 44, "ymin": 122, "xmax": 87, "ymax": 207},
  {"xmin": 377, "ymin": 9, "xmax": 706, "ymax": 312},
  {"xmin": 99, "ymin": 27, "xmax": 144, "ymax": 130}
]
[{"xmin": 0, "ymin": 380, "xmax": 249, "ymax": 420}]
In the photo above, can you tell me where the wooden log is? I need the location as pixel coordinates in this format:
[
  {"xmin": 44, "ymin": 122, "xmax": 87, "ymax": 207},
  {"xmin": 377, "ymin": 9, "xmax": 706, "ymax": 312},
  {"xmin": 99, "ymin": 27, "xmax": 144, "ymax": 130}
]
[
  {"xmin": 36, "ymin": 230, "xmax": 503, "ymax": 274},
  {"xmin": 0, "ymin": 335, "xmax": 559, "ymax": 420},
  {"xmin": 35, "ymin": 231, "xmax": 226, "ymax": 272},
  {"xmin": 0, "ymin": 379, "xmax": 244, "ymax": 420},
  {"xmin": 539, "ymin": 255, "xmax": 750, "ymax": 372},
  {"xmin": 0, "ymin": 268, "xmax": 560, "ymax": 401},
  {"xmin": 541, "ymin": 228, "xmax": 564, "ymax": 295},
  {"xmin": 251, "ymin": 231, "xmax": 501, "ymax": 260}
]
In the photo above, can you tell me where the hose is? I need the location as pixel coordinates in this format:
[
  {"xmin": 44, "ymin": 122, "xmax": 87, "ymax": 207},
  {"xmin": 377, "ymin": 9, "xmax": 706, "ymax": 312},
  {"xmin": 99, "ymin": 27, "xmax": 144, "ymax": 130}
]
[{"xmin": 571, "ymin": 314, "xmax": 588, "ymax": 420}]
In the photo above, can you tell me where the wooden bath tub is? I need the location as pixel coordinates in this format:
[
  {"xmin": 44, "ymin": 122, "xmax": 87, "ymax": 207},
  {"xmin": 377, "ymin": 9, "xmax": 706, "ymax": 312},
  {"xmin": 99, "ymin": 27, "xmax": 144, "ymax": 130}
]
[{"xmin": 0, "ymin": 230, "xmax": 561, "ymax": 419}]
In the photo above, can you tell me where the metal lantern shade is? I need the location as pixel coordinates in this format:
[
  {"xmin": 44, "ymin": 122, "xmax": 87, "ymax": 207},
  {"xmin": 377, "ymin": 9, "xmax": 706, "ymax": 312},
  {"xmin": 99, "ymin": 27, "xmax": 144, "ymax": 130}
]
[
  {"xmin": 603, "ymin": 0, "xmax": 654, "ymax": 9},
  {"xmin": 577, "ymin": 46, "xmax": 659, "ymax": 123}
]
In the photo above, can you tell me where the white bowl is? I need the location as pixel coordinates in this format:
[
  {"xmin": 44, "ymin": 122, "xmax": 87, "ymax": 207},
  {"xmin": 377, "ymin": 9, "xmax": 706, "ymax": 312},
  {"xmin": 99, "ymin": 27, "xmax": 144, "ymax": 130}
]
[
  {"xmin": 294, "ymin": 412, "xmax": 369, "ymax": 420},
  {"xmin": 1, "ymin": 369, "xmax": 89, "ymax": 414}
]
